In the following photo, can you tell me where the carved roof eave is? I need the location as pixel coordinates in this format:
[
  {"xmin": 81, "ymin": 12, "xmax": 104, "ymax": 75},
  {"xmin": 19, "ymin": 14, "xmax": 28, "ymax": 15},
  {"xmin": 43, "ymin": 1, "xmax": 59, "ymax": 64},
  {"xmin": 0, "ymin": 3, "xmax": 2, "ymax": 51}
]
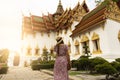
[
  {"xmin": 70, "ymin": 2, "xmax": 107, "ymax": 37},
  {"xmin": 70, "ymin": 19, "xmax": 106, "ymax": 37},
  {"xmin": 54, "ymin": 9, "xmax": 69, "ymax": 27},
  {"xmin": 23, "ymin": 28, "xmax": 34, "ymax": 34},
  {"xmin": 55, "ymin": 9, "xmax": 72, "ymax": 29}
]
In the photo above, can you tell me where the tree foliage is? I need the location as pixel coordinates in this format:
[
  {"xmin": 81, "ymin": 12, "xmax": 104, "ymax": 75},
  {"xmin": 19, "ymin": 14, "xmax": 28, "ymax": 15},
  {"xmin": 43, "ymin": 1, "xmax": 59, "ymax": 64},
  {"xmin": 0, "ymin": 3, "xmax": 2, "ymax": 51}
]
[{"xmin": 0, "ymin": 49, "xmax": 9, "ymax": 63}]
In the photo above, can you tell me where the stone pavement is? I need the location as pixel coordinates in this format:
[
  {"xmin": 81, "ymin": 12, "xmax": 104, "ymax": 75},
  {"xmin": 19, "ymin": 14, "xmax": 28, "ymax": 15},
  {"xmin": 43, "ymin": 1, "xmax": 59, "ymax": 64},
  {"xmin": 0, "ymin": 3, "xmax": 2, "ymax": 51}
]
[
  {"xmin": 0, "ymin": 67, "xmax": 105, "ymax": 80},
  {"xmin": 0, "ymin": 67, "xmax": 53, "ymax": 80},
  {"xmin": 0, "ymin": 67, "xmax": 82, "ymax": 80},
  {"xmin": 41, "ymin": 69, "xmax": 82, "ymax": 80},
  {"xmin": 41, "ymin": 69, "xmax": 105, "ymax": 80}
]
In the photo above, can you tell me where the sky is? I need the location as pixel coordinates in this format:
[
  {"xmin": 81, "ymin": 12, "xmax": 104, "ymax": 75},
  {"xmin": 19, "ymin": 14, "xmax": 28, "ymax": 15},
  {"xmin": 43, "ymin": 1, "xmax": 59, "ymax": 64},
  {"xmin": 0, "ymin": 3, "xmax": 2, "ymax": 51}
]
[{"xmin": 0, "ymin": 0, "xmax": 96, "ymax": 51}]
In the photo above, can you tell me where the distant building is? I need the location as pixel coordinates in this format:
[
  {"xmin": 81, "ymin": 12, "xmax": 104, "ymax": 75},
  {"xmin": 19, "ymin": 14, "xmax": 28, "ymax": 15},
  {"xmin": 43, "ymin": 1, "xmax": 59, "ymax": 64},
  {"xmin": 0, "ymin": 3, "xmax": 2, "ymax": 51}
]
[{"xmin": 21, "ymin": 0, "xmax": 120, "ymax": 66}]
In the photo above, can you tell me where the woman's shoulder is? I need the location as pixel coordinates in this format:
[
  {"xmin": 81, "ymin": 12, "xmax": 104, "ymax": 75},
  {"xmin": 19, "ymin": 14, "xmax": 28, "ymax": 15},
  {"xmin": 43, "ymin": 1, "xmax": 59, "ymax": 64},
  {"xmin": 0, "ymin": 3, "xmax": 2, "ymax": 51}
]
[{"xmin": 60, "ymin": 44, "xmax": 68, "ymax": 48}]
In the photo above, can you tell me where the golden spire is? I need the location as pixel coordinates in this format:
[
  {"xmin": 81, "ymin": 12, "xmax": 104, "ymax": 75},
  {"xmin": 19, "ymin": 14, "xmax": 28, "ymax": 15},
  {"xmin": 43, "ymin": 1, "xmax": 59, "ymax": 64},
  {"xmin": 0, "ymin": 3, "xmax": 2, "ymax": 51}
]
[
  {"xmin": 56, "ymin": 0, "xmax": 64, "ymax": 14},
  {"xmin": 59, "ymin": 0, "xmax": 61, "ymax": 5}
]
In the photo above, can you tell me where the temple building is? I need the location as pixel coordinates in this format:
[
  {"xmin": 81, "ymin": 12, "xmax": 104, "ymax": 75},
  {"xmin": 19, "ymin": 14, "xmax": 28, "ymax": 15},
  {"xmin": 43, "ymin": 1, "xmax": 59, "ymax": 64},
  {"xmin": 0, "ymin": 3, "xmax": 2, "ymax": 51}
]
[
  {"xmin": 21, "ymin": 0, "xmax": 120, "ymax": 66},
  {"xmin": 70, "ymin": 0, "xmax": 120, "ymax": 61}
]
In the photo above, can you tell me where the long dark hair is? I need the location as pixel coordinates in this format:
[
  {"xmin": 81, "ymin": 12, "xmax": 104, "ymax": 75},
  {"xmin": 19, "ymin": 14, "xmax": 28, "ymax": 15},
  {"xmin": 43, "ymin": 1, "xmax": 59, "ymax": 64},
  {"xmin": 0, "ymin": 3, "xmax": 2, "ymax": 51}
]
[{"xmin": 57, "ymin": 40, "xmax": 64, "ymax": 55}]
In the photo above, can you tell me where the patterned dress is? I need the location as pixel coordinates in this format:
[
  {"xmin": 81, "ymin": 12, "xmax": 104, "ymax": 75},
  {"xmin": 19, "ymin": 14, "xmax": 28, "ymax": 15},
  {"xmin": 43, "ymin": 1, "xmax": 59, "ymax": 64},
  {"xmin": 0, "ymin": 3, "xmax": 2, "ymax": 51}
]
[{"xmin": 54, "ymin": 44, "xmax": 69, "ymax": 80}]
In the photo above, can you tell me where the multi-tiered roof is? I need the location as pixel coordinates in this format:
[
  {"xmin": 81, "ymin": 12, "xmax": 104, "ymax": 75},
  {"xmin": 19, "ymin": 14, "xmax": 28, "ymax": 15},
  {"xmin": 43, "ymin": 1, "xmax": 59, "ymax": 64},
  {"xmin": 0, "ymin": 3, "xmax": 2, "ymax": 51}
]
[
  {"xmin": 22, "ymin": 0, "xmax": 89, "ymax": 36},
  {"xmin": 71, "ymin": 0, "xmax": 120, "ymax": 37}
]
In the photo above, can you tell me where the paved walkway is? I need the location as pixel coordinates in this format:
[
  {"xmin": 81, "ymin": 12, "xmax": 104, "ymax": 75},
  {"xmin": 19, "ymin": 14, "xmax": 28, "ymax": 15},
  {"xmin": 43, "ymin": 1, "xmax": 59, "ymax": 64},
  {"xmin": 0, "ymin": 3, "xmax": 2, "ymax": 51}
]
[
  {"xmin": 0, "ymin": 67, "xmax": 53, "ymax": 80},
  {"xmin": 0, "ymin": 67, "xmax": 82, "ymax": 80},
  {"xmin": 0, "ymin": 67, "xmax": 105, "ymax": 80}
]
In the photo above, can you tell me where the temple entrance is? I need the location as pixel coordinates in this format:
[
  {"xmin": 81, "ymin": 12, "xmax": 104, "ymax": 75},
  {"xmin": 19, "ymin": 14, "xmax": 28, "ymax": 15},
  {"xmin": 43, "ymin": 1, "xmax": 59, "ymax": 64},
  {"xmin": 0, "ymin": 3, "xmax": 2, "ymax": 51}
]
[{"xmin": 13, "ymin": 53, "xmax": 20, "ymax": 66}]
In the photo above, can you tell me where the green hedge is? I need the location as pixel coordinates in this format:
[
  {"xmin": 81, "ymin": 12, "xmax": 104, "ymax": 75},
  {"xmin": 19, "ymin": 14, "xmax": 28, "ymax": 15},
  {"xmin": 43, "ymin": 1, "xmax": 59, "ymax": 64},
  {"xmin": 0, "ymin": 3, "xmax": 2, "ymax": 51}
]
[
  {"xmin": 31, "ymin": 63, "xmax": 54, "ymax": 70},
  {"xmin": 89, "ymin": 57, "xmax": 109, "ymax": 72},
  {"xmin": 0, "ymin": 66, "xmax": 8, "ymax": 74},
  {"xmin": 77, "ymin": 58, "xmax": 91, "ymax": 70},
  {"xmin": 95, "ymin": 63, "xmax": 117, "ymax": 75},
  {"xmin": 31, "ymin": 64, "xmax": 40, "ymax": 70},
  {"xmin": 31, "ymin": 60, "xmax": 55, "ymax": 70},
  {"xmin": 71, "ymin": 60, "xmax": 78, "ymax": 68},
  {"xmin": 111, "ymin": 61, "xmax": 120, "ymax": 72},
  {"xmin": 115, "ymin": 58, "xmax": 120, "ymax": 63}
]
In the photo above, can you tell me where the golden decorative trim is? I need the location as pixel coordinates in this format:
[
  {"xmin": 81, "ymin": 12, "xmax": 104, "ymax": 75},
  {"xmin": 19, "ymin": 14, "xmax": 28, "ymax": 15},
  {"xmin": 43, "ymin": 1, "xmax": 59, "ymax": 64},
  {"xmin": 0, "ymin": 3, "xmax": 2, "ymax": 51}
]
[
  {"xmin": 92, "ymin": 49, "xmax": 102, "ymax": 54},
  {"xmin": 68, "ymin": 41, "xmax": 71, "ymax": 46},
  {"xmin": 47, "ymin": 32, "xmax": 50, "ymax": 37},
  {"xmin": 50, "ymin": 46, "xmax": 54, "ymax": 50},
  {"xmin": 43, "ymin": 46, "xmax": 47, "ymax": 50},
  {"xmin": 27, "ymin": 44, "xmax": 31, "ymax": 50},
  {"xmin": 57, "ymin": 31, "xmax": 59, "ymax": 36},
  {"xmin": 26, "ymin": 45, "xmax": 32, "ymax": 56},
  {"xmin": 80, "ymin": 35, "xmax": 89, "ymax": 42},
  {"xmin": 35, "ymin": 44, "xmax": 39, "ymax": 49},
  {"xmin": 92, "ymin": 32, "xmax": 99, "ymax": 40},
  {"xmin": 41, "ymin": 32, "xmax": 43, "ymax": 36},
  {"xmin": 118, "ymin": 30, "xmax": 120, "ymax": 40},
  {"xmin": 64, "ymin": 29, "xmax": 67, "ymax": 34},
  {"xmin": 74, "ymin": 40, "xmax": 79, "ymax": 46},
  {"xmin": 34, "ymin": 48, "xmax": 40, "ymax": 56},
  {"xmin": 106, "ymin": 1, "xmax": 120, "ymax": 23},
  {"xmin": 75, "ymin": 52, "xmax": 80, "ymax": 55}
]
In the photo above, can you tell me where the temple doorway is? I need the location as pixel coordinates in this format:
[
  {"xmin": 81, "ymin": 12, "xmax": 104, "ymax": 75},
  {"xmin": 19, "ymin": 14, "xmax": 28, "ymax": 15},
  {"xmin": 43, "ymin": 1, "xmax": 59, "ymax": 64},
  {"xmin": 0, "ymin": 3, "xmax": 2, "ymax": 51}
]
[{"xmin": 13, "ymin": 53, "xmax": 20, "ymax": 66}]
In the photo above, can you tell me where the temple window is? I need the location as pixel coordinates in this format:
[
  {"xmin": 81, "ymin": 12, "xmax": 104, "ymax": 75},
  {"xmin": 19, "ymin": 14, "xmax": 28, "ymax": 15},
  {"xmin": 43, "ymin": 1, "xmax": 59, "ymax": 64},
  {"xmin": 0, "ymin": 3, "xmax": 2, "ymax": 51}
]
[
  {"xmin": 80, "ymin": 35, "xmax": 90, "ymax": 56},
  {"xmin": 35, "ymin": 46, "xmax": 40, "ymax": 56},
  {"xmin": 74, "ymin": 40, "xmax": 80, "ymax": 55},
  {"xmin": 92, "ymin": 32, "xmax": 102, "ymax": 54},
  {"xmin": 49, "ymin": 47, "xmax": 54, "ymax": 60},
  {"xmin": 81, "ymin": 41, "xmax": 90, "ymax": 56},
  {"xmin": 92, "ymin": 39, "xmax": 99, "ymax": 51},
  {"xmin": 26, "ymin": 46, "xmax": 32, "ymax": 56}
]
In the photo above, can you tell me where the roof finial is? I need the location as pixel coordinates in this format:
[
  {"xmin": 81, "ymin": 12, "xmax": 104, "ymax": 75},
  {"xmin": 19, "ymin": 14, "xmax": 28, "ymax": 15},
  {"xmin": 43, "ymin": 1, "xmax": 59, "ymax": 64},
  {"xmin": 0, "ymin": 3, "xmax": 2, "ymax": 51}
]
[
  {"xmin": 59, "ymin": 0, "xmax": 61, "ymax": 5},
  {"xmin": 55, "ymin": 0, "xmax": 64, "ymax": 14}
]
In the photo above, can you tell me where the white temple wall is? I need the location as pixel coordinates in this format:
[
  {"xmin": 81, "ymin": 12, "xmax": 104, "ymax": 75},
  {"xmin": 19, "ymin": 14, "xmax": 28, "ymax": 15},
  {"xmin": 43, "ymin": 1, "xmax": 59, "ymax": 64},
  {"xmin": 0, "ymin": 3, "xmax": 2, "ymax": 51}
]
[
  {"xmin": 21, "ymin": 31, "xmax": 56, "ymax": 66},
  {"xmin": 71, "ymin": 19, "xmax": 120, "ymax": 61},
  {"xmin": 102, "ymin": 19, "xmax": 120, "ymax": 60}
]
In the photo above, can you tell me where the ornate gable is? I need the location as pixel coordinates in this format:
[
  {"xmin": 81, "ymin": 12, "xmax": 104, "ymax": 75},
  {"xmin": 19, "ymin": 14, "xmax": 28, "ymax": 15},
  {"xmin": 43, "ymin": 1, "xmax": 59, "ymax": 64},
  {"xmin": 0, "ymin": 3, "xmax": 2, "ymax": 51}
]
[
  {"xmin": 81, "ymin": 0, "xmax": 89, "ymax": 13},
  {"xmin": 106, "ymin": 1, "xmax": 120, "ymax": 22},
  {"xmin": 72, "ymin": 1, "xmax": 89, "ymax": 22}
]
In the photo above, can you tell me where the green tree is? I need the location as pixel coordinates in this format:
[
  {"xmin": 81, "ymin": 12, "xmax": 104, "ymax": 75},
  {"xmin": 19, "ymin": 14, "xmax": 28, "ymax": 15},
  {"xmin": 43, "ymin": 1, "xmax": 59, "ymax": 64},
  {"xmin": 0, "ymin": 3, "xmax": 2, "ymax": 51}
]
[
  {"xmin": 42, "ymin": 48, "xmax": 48, "ymax": 61},
  {"xmin": 83, "ymin": 45, "xmax": 91, "ymax": 57},
  {"xmin": 0, "ymin": 49, "xmax": 9, "ymax": 63}
]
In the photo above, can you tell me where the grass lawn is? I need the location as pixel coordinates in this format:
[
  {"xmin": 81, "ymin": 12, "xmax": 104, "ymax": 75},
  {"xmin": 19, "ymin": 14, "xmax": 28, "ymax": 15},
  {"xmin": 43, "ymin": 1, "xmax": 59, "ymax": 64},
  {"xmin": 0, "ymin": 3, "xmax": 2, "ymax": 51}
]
[{"xmin": 69, "ymin": 71, "xmax": 83, "ymax": 75}]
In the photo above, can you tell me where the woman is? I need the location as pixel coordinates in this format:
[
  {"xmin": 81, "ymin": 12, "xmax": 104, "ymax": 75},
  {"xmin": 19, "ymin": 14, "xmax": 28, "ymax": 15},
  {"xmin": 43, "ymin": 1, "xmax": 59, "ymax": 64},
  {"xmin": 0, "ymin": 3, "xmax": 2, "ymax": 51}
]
[{"xmin": 54, "ymin": 37, "xmax": 70, "ymax": 80}]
